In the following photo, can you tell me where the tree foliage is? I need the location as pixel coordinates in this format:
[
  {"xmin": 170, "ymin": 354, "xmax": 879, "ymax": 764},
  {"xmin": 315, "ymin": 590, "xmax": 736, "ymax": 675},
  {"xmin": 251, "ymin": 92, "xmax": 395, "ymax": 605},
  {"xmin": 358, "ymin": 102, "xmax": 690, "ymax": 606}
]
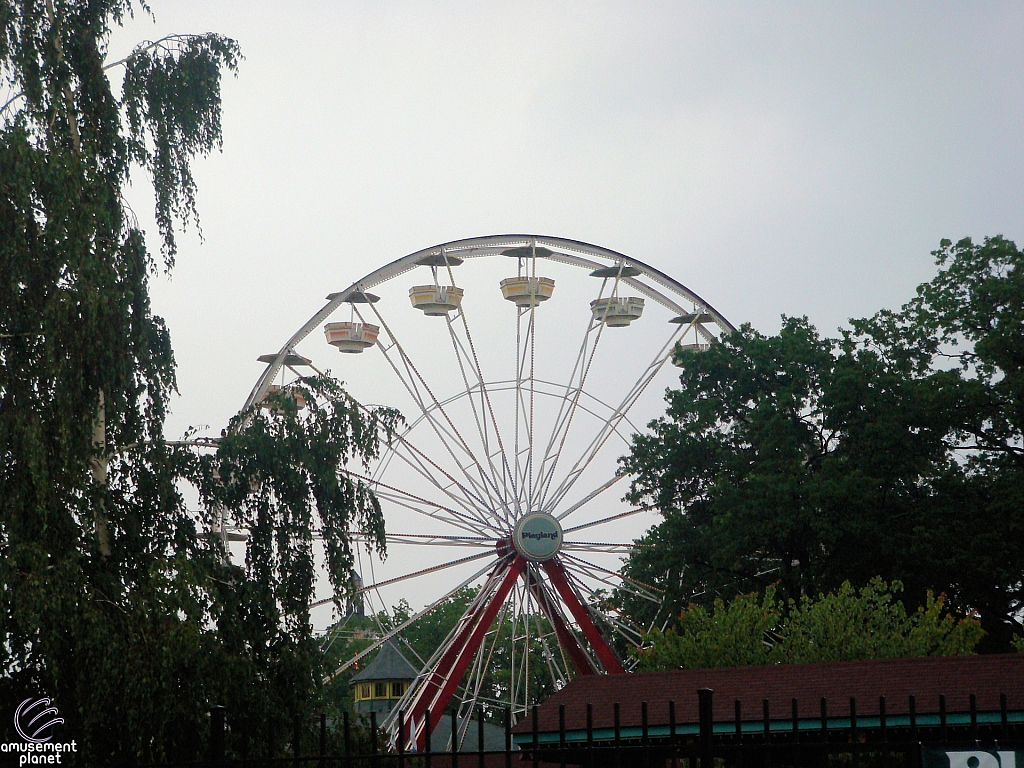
[
  {"xmin": 638, "ymin": 579, "xmax": 984, "ymax": 671},
  {"xmin": 0, "ymin": 3, "xmax": 395, "ymax": 763},
  {"xmin": 620, "ymin": 237, "xmax": 1024, "ymax": 650}
]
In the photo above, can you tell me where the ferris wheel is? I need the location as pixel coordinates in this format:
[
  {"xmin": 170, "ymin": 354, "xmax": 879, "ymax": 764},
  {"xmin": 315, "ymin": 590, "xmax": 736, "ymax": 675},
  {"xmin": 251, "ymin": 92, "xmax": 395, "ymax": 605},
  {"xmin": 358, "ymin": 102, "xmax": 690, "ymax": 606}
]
[{"xmin": 241, "ymin": 234, "xmax": 734, "ymax": 752}]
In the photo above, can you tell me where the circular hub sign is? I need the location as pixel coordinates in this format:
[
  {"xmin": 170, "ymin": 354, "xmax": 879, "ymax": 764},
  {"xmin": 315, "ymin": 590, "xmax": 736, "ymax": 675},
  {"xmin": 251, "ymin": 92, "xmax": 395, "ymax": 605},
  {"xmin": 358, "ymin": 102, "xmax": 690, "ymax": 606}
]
[{"xmin": 512, "ymin": 513, "xmax": 563, "ymax": 562}]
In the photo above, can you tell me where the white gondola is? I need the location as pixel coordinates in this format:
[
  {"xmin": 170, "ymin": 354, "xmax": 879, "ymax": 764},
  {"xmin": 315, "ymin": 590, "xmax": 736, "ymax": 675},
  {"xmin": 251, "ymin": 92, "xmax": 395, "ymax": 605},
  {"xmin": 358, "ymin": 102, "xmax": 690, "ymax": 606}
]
[
  {"xmin": 673, "ymin": 341, "xmax": 712, "ymax": 366},
  {"xmin": 499, "ymin": 276, "xmax": 555, "ymax": 308},
  {"xmin": 590, "ymin": 297, "xmax": 645, "ymax": 327},
  {"xmin": 324, "ymin": 321, "xmax": 379, "ymax": 353},
  {"xmin": 409, "ymin": 285, "xmax": 464, "ymax": 316},
  {"xmin": 260, "ymin": 383, "xmax": 307, "ymax": 411}
]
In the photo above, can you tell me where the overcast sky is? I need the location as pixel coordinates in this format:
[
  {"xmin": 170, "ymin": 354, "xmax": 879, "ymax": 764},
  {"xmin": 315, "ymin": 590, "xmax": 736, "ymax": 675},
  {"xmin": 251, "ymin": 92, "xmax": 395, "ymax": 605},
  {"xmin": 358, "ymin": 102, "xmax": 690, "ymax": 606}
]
[
  {"xmin": 109, "ymin": 2, "xmax": 1024, "ymax": 439},
  {"xmin": 100, "ymin": 2, "xmax": 1024, "ymax": 620}
]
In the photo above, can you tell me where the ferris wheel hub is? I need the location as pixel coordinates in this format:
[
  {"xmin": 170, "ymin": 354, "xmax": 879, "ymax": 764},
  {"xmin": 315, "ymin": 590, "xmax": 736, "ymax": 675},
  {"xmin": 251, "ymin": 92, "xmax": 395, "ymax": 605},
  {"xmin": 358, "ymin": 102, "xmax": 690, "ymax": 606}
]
[{"xmin": 511, "ymin": 512, "xmax": 563, "ymax": 562}]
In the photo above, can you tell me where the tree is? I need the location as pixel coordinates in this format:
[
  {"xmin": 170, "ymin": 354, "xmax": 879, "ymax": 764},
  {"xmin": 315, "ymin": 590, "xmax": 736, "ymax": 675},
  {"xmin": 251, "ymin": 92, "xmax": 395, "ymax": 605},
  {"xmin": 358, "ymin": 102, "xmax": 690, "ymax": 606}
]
[
  {"xmin": 0, "ymin": 4, "xmax": 395, "ymax": 762},
  {"xmin": 619, "ymin": 237, "xmax": 1024, "ymax": 649},
  {"xmin": 638, "ymin": 579, "xmax": 984, "ymax": 671}
]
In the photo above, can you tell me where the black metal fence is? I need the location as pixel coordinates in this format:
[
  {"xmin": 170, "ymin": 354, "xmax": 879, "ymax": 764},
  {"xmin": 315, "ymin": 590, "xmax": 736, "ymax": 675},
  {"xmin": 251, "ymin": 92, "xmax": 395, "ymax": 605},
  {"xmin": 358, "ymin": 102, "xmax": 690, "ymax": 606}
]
[{"xmin": 193, "ymin": 690, "xmax": 1022, "ymax": 768}]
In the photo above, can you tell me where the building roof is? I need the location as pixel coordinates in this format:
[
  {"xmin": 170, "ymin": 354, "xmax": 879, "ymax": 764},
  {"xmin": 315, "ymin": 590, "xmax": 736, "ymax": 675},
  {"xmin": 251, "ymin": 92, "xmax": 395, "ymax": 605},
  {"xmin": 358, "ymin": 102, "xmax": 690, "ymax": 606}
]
[
  {"xmin": 351, "ymin": 640, "xmax": 420, "ymax": 683},
  {"xmin": 512, "ymin": 654, "xmax": 1024, "ymax": 734}
]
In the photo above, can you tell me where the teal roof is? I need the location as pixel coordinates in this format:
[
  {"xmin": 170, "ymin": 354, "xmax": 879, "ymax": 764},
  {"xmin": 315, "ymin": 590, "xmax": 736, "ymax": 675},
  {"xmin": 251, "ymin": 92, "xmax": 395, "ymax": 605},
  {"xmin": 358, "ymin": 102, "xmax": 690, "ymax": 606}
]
[{"xmin": 351, "ymin": 640, "xmax": 419, "ymax": 683}]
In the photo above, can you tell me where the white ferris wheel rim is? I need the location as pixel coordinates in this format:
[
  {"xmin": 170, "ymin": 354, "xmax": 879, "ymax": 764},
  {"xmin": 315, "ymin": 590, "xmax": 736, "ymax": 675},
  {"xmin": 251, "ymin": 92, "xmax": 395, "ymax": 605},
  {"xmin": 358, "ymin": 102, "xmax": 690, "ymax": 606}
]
[
  {"xmin": 243, "ymin": 234, "xmax": 736, "ymax": 412},
  {"xmin": 236, "ymin": 234, "xmax": 736, "ymax": 742}
]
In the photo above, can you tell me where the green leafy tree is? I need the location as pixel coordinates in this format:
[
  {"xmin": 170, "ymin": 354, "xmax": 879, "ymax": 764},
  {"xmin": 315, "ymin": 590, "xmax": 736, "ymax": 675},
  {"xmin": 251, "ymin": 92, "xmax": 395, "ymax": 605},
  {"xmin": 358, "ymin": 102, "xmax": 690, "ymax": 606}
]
[
  {"xmin": 0, "ymin": 3, "xmax": 396, "ymax": 763},
  {"xmin": 620, "ymin": 237, "xmax": 1024, "ymax": 649},
  {"xmin": 638, "ymin": 579, "xmax": 984, "ymax": 671}
]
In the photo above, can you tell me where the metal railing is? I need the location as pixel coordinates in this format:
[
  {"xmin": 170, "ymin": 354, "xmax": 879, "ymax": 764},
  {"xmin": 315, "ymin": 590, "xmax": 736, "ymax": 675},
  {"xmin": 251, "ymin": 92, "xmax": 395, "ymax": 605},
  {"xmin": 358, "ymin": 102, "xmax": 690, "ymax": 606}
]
[{"xmin": 186, "ymin": 690, "xmax": 1022, "ymax": 768}]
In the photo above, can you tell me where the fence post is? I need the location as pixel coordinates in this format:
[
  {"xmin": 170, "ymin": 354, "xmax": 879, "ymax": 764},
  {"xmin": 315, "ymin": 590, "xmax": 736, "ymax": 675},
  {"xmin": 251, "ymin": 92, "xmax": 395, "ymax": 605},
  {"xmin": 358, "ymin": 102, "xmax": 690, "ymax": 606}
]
[
  {"xmin": 426, "ymin": 709, "xmax": 432, "ymax": 768},
  {"xmin": 478, "ymin": 705, "xmax": 485, "ymax": 768},
  {"xmin": 344, "ymin": 711, "xmax": 351, "ymax": 768},
  {"xmin": 820, "ymin": 697, "xmax": 827, "ymax": 768},
  {"xmin": 587, "ymin": 703, "xmax": 594, "ymax": 768},
  {"xmin": 452, "ymin": 707, "xmax": 459, "ymax": 768},
  {"xmin": 699, "ymin": 689, "xmax": 714, "ymax": 768},
  {"xmin": 642, "ymin": 700, "xmax": 650, "ymax": 768},
  {"xmin": 734, "ymin": 699, "xmax": 742, "ymax": 768},
  {"xmin": 1001, "ymin": 693, "xmax": 1008, "ymax": 741},
  {"xmin": 909, "ymin": 696, "xmax": 919, "ymax": 768},
  {"xmin": 614, "ymin": 702, "xmax": 621, "ymax": 768},
  {"xmin": 939, "ymin": 695, "xmax": 947, "ymax": 743},
  {"xmin": 320, "ymin": 712, "xmax": 327, "ymax": 768},
  {"xmin": 533, "ymin": 705, "xmax": 540, "ymax": 768},
  {"xmin": 370, "ymin": 711, "xmax": 379, "ymax": 768},
  {"xmin": 398, "ymin": 710, "xmax": 405, "ymax": 768},
  {"xmin": 792, "ymin": 698, "xmax": 800, "ymax": 768},
  {"xmin": 505, "ymin": 707, "xmax": 512, "ymax": 768},
  {"xmin": 209, "ymin": 706, "xmax": 226, "ymax": 768},
  {"xmin": 560, "ymin": 704, "xmax": 567, "ymax": 768},
  {"xmin": 670, "ymin": 700, "xmax": 678, "ymax": 768},
  {"xmin": 849, "ymin": 697, "xmax": 857, "ymax": 768},
  {"xmin": 880, "ymin": 696, "xmax": 887, "ymax": 744}
]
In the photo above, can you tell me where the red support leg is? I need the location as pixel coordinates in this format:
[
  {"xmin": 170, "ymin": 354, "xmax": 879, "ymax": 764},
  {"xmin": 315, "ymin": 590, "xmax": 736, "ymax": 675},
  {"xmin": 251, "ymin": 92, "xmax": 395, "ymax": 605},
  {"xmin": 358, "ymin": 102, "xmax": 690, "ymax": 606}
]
[
  {"xmin": 524, "ymin": 570, "xmax": 597, "ymax": 676},
  {"xmin": 407, "ymin": 555, "xmax": 526, "ymax": 752},
  {"xmin": 542, "ymin": 559, "xmax": 626, "ymax": 674}
]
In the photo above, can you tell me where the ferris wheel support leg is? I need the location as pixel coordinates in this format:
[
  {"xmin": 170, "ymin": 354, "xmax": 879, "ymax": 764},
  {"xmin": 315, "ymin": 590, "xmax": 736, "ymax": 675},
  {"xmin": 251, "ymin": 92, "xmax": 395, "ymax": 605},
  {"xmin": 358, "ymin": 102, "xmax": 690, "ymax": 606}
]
[
  {"xmin": 541, "ymin": 559, "xmax": 626, "ymax": 675},
  {"xmin": 408, "ymin": 555, "xmax": 527, "ymax": 752},
  {"xmin": 525, "ymin": 575, "xmax": 598, "ymax": 676}
]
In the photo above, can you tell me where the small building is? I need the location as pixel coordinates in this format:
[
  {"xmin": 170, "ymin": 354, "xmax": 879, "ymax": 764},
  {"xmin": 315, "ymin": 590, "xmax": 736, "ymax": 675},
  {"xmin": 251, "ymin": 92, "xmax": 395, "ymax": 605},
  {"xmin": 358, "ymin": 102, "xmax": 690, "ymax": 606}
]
[
  {"xmin": 351, "ymin": 640, "xmax": 418, "ymax": 716},
  {"xmin": 511, "ymin": 654, "xmax": 1024, "ymax": 766}
]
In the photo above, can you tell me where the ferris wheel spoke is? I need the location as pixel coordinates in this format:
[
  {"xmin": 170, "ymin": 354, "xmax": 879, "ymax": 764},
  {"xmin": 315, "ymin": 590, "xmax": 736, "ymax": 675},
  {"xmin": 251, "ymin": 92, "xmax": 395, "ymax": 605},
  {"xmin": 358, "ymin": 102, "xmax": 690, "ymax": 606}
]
[
  {"xmin": 526, "ymin": 564, "xmax": 577, "ymax": 686},
  {"xmin": 357, "ymin": 304, "xmax": 509, "ymax": 518},
  {"xmin": 350, "ymin": 532, "xmax": 492, "ymax": 547},
  {"xmin": 443, "ymin": 314, "xmax": 514, "ymax": 524},
  {"xmin": 443, "ymin": 265, "xmax": 518, "ymax": 520},
  {"xmin": 531, "ymin": 274, "xmax": 618, "ymax": 510},
  {"xmin": 561, "ymin": 542, "xmax": 642, "ymax": 554},
  {"xmin": 383, "ymin": 434, "xmax": 498, "ymax": 523},
  {"xmin": 534, "ymin": 611, "xmax": 570, "ymax": 690},
  {"xmin": 562, "ymin": 505, "xmax": 653, "ymax": 535},
  {"xmin": 513, "ymin": 576, "xmax": 533, "ymax": 717},
  {"xmin": 352, "ymin": 396, "xmax": 496, "ymax": 521},
  {"xmin": 328, "ymin": 555, "xmax": 501, "ymax": 682},
  {"xmin": 513, "ymin": 300, "xmax": 538, "ymax": 513},
  {"xmin": 310, "ymin": 551, "xmax": 495, "ymax": 610},
  {"xmin": 341, "ymin": 466, "xmax": 496, "ymax": 536},
  {"xmin": 527, "ymin": 566, "xmax": 600, "ymax": 676},
  {"xmin": 560, "ymin": 553, "xmax": 663, "ymax": 603},
  {"xmin": 540, "ymin": 323, "xmax": 686, "ymax": 514},
  {"xmin": 559, "ymin": 564, "xmax": 647, "ymax": 645},
  {"xmin": 454, "ymin": 599, "xmax": 507, "ymax": 750},
  {"xmin": 553, "ymin": 473, "xmax": 626, "ymax": 521}
]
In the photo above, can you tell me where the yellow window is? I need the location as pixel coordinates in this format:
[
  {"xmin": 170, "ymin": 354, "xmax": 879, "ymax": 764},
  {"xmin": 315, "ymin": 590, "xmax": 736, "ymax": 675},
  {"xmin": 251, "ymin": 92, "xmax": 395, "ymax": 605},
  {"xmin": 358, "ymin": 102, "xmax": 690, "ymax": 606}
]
[
  {"xmin": 359, "ymin": 684, "xmax": 370, "ymax": 700},
  {"xmin": 374, "ymin": 682, "xmax": 388, "ymax": 698},
  {"xmin": 392, "ymin": 682, "xmax": 405, "ymax": 697}
]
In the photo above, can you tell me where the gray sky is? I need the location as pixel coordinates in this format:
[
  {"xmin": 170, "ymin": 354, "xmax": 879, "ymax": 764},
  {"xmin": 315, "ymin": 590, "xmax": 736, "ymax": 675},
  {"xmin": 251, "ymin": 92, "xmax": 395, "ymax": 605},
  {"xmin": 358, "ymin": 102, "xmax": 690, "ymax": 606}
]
[
  {"xmin": 107, "ymin": 3, "xmax": 1024, "ymax": 617},
  {"xmin": 111, "ymin": 2, "xmax": 1024, "ymax": 439},
  {"xmin": 108, "ymin": 2, "xmax": 1024, "ymax": 443}
]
